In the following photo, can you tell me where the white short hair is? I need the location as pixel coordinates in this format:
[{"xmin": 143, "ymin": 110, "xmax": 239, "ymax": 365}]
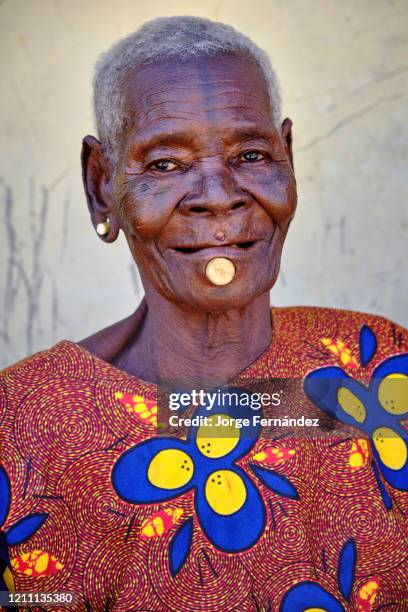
[{"xmin": 93, "ymin": 16, "xmax": 282, "ymax": 165}]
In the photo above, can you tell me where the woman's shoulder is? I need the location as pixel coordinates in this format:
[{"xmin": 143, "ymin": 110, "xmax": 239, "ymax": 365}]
[
  {"xmin": 270, "ymin": 304, "xmax": 407, "ymax": 362},
  {"xmin": 0, "ymin": 340, "xmax": 97, "ymax": 399},
  {"xmin": 271, "ymin": 304, "xmax": 407, "ymax": 334}
]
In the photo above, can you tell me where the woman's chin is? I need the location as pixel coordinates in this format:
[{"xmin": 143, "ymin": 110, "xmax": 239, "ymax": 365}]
[{"xmin": 141, "ymin": 244, "xmax": 281, "ymax": 311}]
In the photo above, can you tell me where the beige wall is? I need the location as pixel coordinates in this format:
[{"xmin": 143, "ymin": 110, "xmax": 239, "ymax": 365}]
[{"xmin": 1, "ymin": 0, "xmax": 407, "ymax": 367}]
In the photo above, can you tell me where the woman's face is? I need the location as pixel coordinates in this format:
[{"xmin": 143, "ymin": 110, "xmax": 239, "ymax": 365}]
[{"xmin": 111, "ymin": 53, "xmax": 297, "ymax": 311}]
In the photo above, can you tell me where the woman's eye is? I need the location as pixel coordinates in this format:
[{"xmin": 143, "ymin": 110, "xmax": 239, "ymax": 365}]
[
  {"xmin": 240, "ymin": 151, "xmax": 266, "ymax": 162},
  {"xmin": 151, "ymin": 159, "xmax": 178, "ymax": 172}
]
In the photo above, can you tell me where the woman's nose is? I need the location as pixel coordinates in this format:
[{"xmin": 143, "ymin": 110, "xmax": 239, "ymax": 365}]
[{"xmin": 178, "ymin": 169, "xmax": 251, "ymax": 216}]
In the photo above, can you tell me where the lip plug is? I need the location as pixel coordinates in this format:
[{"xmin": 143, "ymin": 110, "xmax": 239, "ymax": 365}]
[{"xmin": 205, "ymin": 257, "xmax": 236, "ymax": 286}]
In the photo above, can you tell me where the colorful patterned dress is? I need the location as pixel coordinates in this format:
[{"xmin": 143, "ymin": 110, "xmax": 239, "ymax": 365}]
[{"xmin": 1, "ymin": 306, "xmax": 408, "ymax": 611}]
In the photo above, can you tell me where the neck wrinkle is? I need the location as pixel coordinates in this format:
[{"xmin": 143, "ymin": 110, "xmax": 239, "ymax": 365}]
[{"xmin": 123, "ymin": 289, "xmax": 273, "ymax": 385}]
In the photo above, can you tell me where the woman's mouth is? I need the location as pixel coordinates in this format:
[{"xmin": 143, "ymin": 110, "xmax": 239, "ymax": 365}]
[{"xmin": 172, "ymin": 240, "xmax": 258, "ymax": 254}]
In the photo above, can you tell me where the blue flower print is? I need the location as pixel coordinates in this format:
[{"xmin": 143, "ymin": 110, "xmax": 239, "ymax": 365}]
[
  {"xmin": 304, "ymin": 325, "xmax": 408, "ymax": 506},
  {"xmin": 111, "ymin": 387, "xmax": 298, "ymax": 569},
  {"xmin": 279, "ymin": 539, "xmax": 356, "ymax": 611},
  {"xmin": 0, "ymin": 464, "xmax": 48, "ymax": 596}
]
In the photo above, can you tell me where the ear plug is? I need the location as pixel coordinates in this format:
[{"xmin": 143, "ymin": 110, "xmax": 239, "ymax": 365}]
[{"xmin": 205, "ymin": 257, "xmax": 236, "ymax": 286}]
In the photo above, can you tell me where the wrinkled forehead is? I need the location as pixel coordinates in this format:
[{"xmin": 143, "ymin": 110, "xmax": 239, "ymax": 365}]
[{"xmin": 121, "ymin": 53, "xmax": 275, "ymax": 143}]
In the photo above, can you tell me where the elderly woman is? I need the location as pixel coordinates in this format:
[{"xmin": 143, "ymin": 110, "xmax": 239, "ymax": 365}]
[{"xmin": 1, "ymin": 16, "xmax": 407, "ymax": 612}]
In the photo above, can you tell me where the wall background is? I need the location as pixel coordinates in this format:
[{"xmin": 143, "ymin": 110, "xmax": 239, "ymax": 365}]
[{"xmin": 1, "ymin": 0, "xmax": 407, "ymax": 368}]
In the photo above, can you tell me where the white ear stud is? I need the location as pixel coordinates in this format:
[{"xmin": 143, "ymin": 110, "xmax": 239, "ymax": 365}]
[{"xmin": 96, "ymin": 219, "xmax": 111, "ymax": 236}]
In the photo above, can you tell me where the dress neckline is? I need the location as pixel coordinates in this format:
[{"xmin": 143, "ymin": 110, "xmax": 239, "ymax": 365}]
[{"xmin": 57, "ymin": 307, "xmax": 277, "ymax": 389}]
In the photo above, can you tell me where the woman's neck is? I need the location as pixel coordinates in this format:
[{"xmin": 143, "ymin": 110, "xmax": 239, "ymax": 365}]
[{"xmin": 114, "ymin": 288, "xmax": 273, "ymax": 386}]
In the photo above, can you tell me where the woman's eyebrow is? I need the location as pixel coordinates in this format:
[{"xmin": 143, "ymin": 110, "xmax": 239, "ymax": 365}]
[
  {"xmin": 132, "ymin": 131, "xmax": 196, "ymax": 154},
  {"xmin": 225, "ymin": 127, "xmax": 275, "ymax": 143}
]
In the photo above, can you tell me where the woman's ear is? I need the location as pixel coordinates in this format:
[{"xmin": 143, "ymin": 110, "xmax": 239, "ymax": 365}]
[
  {"xmin": 81, "ymin": 135, "xmax": 120, "ymax": 242},
  {"xmin": 281, "ymin": 118, "xmax": 294, "ymax": 175}
]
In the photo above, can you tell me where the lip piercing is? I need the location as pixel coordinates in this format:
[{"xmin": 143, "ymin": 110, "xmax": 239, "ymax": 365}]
[
  {"xmin": 96, "ymin": 219, "xmax": 111, "ymax": 235},
  {"xmin": 205, "ymin": 257, "xmax": 236, "ymax": 286}
]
